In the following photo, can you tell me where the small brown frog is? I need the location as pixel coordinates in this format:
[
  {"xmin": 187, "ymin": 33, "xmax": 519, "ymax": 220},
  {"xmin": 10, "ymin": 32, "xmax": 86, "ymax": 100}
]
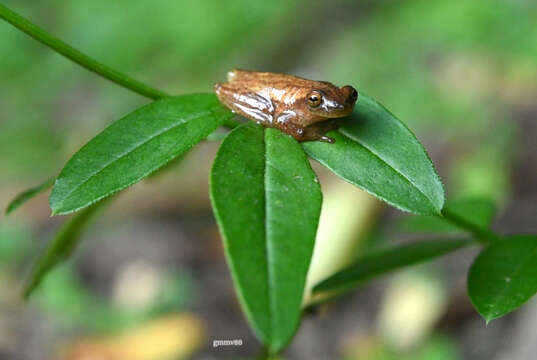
[{"xmin": 215, "ymin": 69, "xmax": 358, "ymax": 143}]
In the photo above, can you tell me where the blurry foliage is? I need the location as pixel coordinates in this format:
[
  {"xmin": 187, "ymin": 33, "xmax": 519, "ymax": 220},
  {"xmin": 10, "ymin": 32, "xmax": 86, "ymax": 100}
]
[
  {"xmin": 1, "ymin": 0, "xmax": 536, "ymax": 358},
  {"xmin": 356, "ymin": 335, "xmax": 460, "ymax": 360},
  {"xmin": 0, "ymin": 0, "xmax": 307, "ymax": 181},
  {"xmin": 59, "ymin": 313, "xmax": 204, "ymax": 360},
  {"xmin": 35, "ymin": 265, "xmax": 195, "ymax": 333},
  {"xmin": 0, "ymin": 220, "xmax": 32, "ymax": 264},
  {"xmin": 310, "ymin": 0, "xmax": 537, "ymax": 202},
  {"xmin": 2, "ymin": 0, "xmax": 535, "ymax": 202},
  {"xmin": 0, "ymin": 219, "xmax": 194, "ymax": 334}
]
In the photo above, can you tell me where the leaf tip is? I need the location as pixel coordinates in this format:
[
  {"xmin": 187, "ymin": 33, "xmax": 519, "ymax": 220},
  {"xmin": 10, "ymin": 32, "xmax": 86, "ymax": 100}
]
[
  {"xmin": 4, "ymin": 206, "xmax": 13, "ymax": 216},
  {"xmin": 21, "ymin": 281, "xmax": 36, "ymax": 302},
  {"xmin": 49, "ymin": 198, "xmax": 60, "ymax": 215},
  {"xmin": 50, "ymin": 204, "xmax": 70, "ymax": 216},
  {"xmin": 433, "ymin": 208, "xmax": 444, "ymax": 217}
]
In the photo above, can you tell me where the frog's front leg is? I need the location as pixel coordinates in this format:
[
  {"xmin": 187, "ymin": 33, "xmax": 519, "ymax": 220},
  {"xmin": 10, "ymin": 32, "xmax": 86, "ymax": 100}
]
[
  {"xmin": 301, "ymin": 120, "xmax": 338, "ymax": 143},
  {"xmin": 274, "ymin": 110, "xmax": 307, "ymax": 141},
  {"xmin": 275, "ymin": 111, "xmax": 337, "ymax": 143}
]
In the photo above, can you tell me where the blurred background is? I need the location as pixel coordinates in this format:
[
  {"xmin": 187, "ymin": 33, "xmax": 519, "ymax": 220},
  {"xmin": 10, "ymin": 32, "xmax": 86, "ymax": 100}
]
[{"xmin": 1, "ymin": 0, "xmax": 536, "ymax": 359}]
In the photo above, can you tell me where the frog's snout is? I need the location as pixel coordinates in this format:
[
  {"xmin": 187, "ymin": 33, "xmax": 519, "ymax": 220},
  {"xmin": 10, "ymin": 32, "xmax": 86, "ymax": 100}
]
[{"xmin": 341, "ymin": 85, "xmax": 358, "ymax": 105}]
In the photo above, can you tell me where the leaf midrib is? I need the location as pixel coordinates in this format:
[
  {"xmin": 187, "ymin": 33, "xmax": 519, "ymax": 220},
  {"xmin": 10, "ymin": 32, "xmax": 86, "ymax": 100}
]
[
  {"xmin": 306, "ymin": 132, "xmax": 433, "ymax": 213},
  {"xmin": 262, "ymin": 129, "xmax": 276, "ymax": 343},
  {"xmin": 339, "ymin": 128, "xmax": 438, "ymax": 210},
  {"xmin": 54, "ymin": 110, "xmax": 212, "ymax": 209}
]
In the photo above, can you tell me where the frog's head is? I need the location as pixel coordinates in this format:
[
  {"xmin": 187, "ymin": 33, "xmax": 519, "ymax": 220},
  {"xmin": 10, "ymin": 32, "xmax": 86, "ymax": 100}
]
[{"xmin": 305, "ymin": 84, "xmax": 358, "ymax": 118}]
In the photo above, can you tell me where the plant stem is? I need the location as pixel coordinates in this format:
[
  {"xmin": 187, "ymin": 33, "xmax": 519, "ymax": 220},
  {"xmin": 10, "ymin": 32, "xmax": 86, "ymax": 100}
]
[
  {"xmin": 0, "ymin": 3, "xmax": 167, "ymax": 100},
  {"xmin": 441, "ymin": 208, "xmax": 500, "ymax": 243},
  {"xmin": 255, "ymin": 346, "xmax": 270, "ymax": 360},
  {"xmin": 0, "ymin": 3, "xmax": 245, "ymax": 129}
]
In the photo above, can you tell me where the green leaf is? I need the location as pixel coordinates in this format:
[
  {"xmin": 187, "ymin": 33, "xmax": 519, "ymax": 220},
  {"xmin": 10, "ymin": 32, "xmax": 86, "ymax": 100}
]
[
  {"xmin": 313, "ymin": 239, "xmax": 469, "ymax": 294},
  {"xmin": 24, "ymin": 199, "xmax": 109, "ymax": 299},
  {"xmin": 5, "ymin": 177, "xmax": 54, "ymax": 215},
  {"xmin": 210, "ymin": 123, "xmax": 321, "ymax": 352},
  {"xmin": 50, "ymin": 94, "xmax": 232, "ymax": 215},
  {"xmin": 468, "ymin": 235, "xmax": 537, "ymax": 322},
  {"xmin": 398, "ymin": 197, "xmax": 496, "ymax": 234},
  {"xmin": 303, "ymin": 94, "xmax": 444, "ymax": 215}
]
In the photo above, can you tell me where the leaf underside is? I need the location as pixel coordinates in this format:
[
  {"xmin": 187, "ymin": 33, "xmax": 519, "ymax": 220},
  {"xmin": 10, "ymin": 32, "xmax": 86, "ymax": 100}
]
[{"xmin": 314, "ymin": 238, "xmax": 469, "ymax": 294}]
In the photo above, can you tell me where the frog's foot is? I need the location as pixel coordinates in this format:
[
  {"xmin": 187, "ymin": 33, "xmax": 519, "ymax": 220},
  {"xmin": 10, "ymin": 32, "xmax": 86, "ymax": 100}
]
[
  {"xmin": 319, "ymin": 135, "xmax": 336, "ymax": 143},
  {"xmin": 275, "ymin": 119, "xmax": 338, "ymax": 143},
  {"xmin": 301, "ymin": 133, "xmax": 335, "ymax": 143},
  {"xmin": 299, "ymin": 120, "xmax": 338, "ymax": 143},
  {"xmin": 284, "ymin": 125, "xmax": 336, "ymax": 143}
]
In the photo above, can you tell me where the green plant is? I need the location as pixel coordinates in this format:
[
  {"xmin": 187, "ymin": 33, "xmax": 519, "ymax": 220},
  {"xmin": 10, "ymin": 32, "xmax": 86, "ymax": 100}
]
[{"xmin": 2, "ymin": 4, "xmax": 536, "ymax": 356}]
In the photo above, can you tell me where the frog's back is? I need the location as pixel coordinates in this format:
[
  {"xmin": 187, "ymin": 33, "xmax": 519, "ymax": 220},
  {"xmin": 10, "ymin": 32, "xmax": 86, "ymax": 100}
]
[
  {"xmin": 226, "ymin": 69, "xmax": 337, "ymax": 113},
  {"xmin": 227, "ymin": 69, "xmax": 330, "ymax": 91},
  {"xmin": 214, "ymin": 69, "xmax": 352, "ymax": 129}
]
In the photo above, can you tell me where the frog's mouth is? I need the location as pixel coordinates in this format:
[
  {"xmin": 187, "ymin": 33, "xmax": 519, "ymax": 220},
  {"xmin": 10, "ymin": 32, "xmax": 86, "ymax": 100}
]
[
  {"xmin": 316, "ymin": 104, "xmax": 355, "ymax": 118},
  {"xmin": 310, "ymin": 100, "xmax": 356, "ymax": 118}
]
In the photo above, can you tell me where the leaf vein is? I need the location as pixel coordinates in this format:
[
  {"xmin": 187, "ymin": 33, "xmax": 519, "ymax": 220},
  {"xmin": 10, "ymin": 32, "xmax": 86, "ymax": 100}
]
[
  {"xmin": 262, "ymin": 129, "xmax": 276, "ymax": 342},
  {"xmin": 56, "ymin": 110, "xmax": 211, "ymax": 208},
  {"xmin": 339, "ymin": 128, "xmax": 434, "ymax": 207}
]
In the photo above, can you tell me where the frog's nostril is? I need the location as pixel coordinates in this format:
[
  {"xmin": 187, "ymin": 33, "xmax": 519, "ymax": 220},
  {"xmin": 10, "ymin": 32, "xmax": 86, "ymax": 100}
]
[{"xmin": 349, "ymin": 88, "xmax": 358, "ymax": 101}]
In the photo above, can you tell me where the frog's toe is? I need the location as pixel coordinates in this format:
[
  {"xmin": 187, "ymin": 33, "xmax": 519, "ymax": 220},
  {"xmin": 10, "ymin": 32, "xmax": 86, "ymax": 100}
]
[{"xmin": 320, "ymin": 135, "xmax": 336, "ymax": 144}]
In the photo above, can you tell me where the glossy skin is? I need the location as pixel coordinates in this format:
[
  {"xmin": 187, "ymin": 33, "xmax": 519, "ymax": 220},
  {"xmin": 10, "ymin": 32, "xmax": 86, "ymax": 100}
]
[{"xmin": 215, "ymin": 69, "xmax": 358, "ymax": 143}]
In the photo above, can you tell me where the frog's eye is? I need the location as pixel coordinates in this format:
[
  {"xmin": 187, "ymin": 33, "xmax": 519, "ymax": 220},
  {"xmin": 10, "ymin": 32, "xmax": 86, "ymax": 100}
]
[{"xmin": 307, "ymin": 91, "xmax": 322, "ymax": 108}]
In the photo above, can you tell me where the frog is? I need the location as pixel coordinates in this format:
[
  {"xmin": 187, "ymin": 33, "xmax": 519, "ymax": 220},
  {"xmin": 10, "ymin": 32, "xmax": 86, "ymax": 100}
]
[{"xmin": 214, "ymin": 69, "xmax": 358, "ymax": 143}]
